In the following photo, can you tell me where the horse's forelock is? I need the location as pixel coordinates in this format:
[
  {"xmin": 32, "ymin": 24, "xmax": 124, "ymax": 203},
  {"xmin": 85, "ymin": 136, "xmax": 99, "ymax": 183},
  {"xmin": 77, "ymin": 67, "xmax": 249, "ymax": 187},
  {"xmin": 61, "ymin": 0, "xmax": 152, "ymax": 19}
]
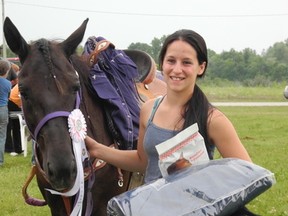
[
  {"xmin": 35, "ymin": 39, "xmax": 54, "ymax": 72},
  {"xmin": 34, "ymin": 39, "xmax": 65, "ymax": 94}
]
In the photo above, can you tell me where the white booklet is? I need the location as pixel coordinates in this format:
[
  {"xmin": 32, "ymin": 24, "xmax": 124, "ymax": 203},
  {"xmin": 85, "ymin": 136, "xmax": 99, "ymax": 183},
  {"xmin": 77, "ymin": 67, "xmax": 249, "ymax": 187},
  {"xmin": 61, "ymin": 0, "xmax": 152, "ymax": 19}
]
[{"xmin": 156, "ymin": 123, "xmax": 209, "ymax": 178}]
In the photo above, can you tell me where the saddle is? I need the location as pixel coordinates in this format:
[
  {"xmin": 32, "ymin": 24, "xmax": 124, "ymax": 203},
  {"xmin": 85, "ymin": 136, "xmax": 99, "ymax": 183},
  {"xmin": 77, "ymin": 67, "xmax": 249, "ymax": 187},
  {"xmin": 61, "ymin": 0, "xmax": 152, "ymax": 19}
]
[
  {"xmin": 123, "ymin": 49, "xmax": 167, "ymax": 103},
  {"xmin": 86, "ymin": 38, "xmax": 166, "ymax": 103}
]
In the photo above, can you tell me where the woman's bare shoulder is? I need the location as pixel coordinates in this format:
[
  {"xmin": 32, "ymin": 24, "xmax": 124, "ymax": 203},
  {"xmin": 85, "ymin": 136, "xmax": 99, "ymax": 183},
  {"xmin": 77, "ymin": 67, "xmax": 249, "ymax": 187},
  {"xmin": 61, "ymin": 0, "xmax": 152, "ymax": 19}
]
[
  {"xmin": 140, "ymin": 97, "xmax": 161, "ymax": 123},
  {"xmin": 210, "ymin": 108, "xmax": 225, "ymax": 119},
  {"xmin": 209, "ymin": 108, "xmax": 231, "ymax": 129}
]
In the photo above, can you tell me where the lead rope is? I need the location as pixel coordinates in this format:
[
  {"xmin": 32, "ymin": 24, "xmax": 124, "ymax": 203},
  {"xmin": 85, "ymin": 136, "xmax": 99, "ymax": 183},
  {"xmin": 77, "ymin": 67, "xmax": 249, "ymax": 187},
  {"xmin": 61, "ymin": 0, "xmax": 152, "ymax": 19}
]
[{"xmin": 22, "ymin": 165, "xmax": 47, "ymax": 206}]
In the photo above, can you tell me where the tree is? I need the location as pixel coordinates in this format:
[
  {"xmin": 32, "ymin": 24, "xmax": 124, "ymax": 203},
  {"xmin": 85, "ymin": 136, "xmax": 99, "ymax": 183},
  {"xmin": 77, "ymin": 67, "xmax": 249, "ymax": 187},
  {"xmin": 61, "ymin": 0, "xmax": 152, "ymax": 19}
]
[
  {"xmin": 127, "ymin": 35, "xmax": 167, "ymax": 65},
  {"xmin": 0, "ymin": 44, "xmax": 18, "ymax": 57},
  {"xmin": 128, "ymin": 42, "xmax": 152, "ymax": 55},
  {"xmin": 264, "ymin": 41, "xmax": 288, "ymax": 65},
  {"xmin": 127, "ymin": 36, "xmax": 288, "ymax": 85}
]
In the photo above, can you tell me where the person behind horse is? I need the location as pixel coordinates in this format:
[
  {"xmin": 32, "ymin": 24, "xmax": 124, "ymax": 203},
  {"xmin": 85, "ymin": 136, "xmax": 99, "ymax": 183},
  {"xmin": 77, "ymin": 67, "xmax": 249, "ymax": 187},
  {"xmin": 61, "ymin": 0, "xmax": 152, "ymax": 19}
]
[
  {"xmin": 85, "ymin": 30, "xmax": 254, "ymax": 214},
  {"xmin": 4, "ymin": 61, "xmax": 20, "ymax": 154},
  {"xmin": 0, "ymin": 60, "xmax": 12, "ymax": 166},
  {"xmin": 6, "ymin": 62, "xmax": 19, "ymax": 87},
  {"xmin": 5, "ymin": 83, "xmax": 23, "ymax": 155}
]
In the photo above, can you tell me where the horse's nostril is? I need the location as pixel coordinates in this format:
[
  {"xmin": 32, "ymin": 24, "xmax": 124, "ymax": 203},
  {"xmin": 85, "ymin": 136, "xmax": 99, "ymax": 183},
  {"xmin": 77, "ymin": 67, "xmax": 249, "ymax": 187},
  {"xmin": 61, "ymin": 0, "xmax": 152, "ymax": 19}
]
[
  {"xmin": 47, "ymin": 162, "xmax": 54, "ymax": 177},
  {"xmin": 45, "ymin": 158, "xmax": 78, "ymax": 191}
]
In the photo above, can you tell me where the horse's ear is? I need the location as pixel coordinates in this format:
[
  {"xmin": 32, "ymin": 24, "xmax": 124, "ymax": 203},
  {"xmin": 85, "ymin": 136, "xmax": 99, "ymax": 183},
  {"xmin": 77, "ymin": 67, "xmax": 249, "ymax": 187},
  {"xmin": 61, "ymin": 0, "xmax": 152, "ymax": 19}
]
[
  {"xmin": 3, "ymin": 17, "xmax": 29, "ymax": 64},
  {"xmin": 61, "ymin": 18, "xmax": 89, "ymax": 57}
]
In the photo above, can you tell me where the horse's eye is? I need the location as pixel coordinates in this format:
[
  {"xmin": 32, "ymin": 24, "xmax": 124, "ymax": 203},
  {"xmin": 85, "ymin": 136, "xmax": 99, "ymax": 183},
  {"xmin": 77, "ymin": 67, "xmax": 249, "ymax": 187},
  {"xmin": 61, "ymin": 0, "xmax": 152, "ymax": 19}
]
[
  {"xmin": 18, "ymin": 85, "xmax": 28, "ymax": 100},
  {"xmin": 20, "ymin": 91, "xmax": 28, "ymax": 100},
  {"xmin": 72, "ymin": 83, "xmax": 80, "ymax": 93}
]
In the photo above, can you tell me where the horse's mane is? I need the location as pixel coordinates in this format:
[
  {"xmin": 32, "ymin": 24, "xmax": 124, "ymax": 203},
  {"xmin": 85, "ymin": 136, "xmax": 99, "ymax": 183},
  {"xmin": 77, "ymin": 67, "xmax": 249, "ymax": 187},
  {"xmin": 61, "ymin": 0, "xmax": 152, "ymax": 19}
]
[{"xmin": 70, "ymin": 54, "xmax": 99, "ymax": 98}]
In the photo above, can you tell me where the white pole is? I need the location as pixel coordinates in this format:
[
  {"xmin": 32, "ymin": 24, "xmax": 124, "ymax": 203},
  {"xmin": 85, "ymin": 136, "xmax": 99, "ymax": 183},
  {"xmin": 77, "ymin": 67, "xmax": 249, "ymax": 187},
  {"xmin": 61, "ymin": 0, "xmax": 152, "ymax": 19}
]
[{"xmin": 2, "ymin": 0, "xmax": 6, "ymax": 58}]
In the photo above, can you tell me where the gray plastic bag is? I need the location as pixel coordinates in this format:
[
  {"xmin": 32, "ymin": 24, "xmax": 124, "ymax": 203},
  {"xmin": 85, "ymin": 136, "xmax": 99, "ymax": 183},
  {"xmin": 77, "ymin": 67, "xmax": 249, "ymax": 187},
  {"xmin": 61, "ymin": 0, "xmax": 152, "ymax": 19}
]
[{"xmin": 107, "ymin": 158, "xmax": 275, "ymax": 216}]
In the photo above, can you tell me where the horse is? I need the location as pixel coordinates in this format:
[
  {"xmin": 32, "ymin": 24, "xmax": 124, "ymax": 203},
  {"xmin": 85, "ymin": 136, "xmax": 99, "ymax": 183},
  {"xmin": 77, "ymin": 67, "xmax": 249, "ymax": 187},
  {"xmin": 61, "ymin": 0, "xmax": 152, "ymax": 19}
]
[{"xmin": 4, "ymin": 17, "xmax": 160, "ymax": 215}]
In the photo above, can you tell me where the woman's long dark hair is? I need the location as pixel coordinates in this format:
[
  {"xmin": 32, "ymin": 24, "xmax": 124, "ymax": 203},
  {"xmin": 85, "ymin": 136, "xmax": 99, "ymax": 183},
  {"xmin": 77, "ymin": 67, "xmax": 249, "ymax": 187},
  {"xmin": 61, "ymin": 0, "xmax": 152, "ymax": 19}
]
[
  {"xmin": 184, "ymin": 85, "xmax": 214, "ymax": 159},
  {"xmin": 159, "ymin": 29, "xmax": 215, "ymax": 159}
]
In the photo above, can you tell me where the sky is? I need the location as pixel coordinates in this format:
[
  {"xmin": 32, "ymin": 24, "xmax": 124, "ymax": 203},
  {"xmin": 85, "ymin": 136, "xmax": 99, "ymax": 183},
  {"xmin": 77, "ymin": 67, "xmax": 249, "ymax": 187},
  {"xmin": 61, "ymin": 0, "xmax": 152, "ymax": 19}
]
[{"xmin": 1, "ymin": 0, "xmax": 288, "ymax": 55}]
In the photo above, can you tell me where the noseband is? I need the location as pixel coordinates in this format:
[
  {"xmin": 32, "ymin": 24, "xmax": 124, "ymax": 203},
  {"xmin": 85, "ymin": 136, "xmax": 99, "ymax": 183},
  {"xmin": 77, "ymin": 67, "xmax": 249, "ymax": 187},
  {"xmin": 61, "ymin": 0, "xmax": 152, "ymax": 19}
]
[{"xmin": 33, "ymin": 93, "xmax": 81, "ymax": 140}]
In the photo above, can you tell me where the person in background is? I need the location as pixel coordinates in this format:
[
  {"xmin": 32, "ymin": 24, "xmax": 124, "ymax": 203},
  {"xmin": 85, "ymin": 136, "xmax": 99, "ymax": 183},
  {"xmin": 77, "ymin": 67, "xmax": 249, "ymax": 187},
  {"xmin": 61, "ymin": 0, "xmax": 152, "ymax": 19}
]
[
  {"xmin": 4, "ymin": 82, "xmax": 35, "ymax": 164},
  {"xmin": 85, "ymin": 29, "xmax": 257, "ymax": 215},
  {"xmin": 5, "ymin": 83, "xmax": 22, "ymax": 155},
  {"xmin": 5, "ymin": 62, "xmax": 20, "ymax": 155},
  {"xmin": 0, "ymin": 60, "xmax": 12, "ymax": 166}
]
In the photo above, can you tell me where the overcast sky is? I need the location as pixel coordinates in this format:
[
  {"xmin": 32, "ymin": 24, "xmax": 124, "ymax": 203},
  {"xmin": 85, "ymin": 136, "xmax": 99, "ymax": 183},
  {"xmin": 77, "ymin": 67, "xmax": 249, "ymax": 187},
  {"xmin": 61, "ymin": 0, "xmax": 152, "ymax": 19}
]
[{"xmin": 1, "ymin": 0, "xmax": 288, "ymax": 55}]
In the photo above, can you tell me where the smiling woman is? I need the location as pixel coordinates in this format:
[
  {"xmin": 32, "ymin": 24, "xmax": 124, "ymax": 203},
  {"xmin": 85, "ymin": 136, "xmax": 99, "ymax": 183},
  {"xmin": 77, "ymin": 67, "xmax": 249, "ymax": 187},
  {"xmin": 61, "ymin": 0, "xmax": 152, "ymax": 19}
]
[{"xmin": 85, "ymin": 28, "xmax": 259, "ymax": 215}]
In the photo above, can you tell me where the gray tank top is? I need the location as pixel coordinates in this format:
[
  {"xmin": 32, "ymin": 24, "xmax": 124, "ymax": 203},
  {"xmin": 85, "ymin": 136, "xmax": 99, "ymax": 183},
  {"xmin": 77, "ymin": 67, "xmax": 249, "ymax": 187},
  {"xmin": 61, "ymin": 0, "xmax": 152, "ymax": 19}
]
[{"xmin": 143, "ymin": 97, "xmax": 179, "ymax": 183}]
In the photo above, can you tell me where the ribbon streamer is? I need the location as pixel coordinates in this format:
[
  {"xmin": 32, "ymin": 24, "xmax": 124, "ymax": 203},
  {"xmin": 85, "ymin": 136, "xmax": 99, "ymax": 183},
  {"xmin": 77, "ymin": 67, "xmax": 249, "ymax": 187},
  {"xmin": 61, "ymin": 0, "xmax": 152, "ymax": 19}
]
[{"xmin": 45, "ymin": 109, "xmax": 88, "ymax": 216}]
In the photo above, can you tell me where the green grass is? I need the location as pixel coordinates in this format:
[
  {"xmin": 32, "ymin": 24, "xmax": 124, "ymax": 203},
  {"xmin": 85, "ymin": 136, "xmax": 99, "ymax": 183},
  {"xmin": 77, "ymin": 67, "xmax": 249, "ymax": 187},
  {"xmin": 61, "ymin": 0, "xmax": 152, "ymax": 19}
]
[
  {"xmin": 201, "ymin": 84, "xmax": 287, "ymax": 102},
  {"xmin": 0, "ymin": 85, "xmax": 287, "ymax": 215},
  {"xmin": 0, "ymin": 143, "xmax": 50, "ymax": 215},
  {"xmin": 218, "ymin": 106, "xmax": 288, "ymax": 215}
]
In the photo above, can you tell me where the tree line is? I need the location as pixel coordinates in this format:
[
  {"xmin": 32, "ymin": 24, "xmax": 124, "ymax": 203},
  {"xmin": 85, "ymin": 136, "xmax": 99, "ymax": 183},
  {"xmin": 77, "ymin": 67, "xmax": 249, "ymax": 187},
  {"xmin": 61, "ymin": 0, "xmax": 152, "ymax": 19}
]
[
  {"xmin": 2, "ymin": 36, "xmax": 287, "ymax": 86},
  {"xmin": 128, "ymin": 37, "xmax": 288, "ymax": 86}
]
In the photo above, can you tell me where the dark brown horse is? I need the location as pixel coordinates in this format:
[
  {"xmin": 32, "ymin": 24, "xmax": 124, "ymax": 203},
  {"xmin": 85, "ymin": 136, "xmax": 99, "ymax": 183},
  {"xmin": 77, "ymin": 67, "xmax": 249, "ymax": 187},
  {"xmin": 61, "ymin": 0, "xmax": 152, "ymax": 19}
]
[{"xmin": 3, "ymin": 17, "xmax": 138, "ymax": 216}]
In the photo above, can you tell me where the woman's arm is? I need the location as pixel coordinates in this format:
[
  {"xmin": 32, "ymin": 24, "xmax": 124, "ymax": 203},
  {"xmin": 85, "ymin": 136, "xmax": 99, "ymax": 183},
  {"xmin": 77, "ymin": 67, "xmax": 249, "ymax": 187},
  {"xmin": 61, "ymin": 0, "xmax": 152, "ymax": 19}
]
[{"xmin": 208, "ymin": 109, "xmax": 252, "ymax": 162}]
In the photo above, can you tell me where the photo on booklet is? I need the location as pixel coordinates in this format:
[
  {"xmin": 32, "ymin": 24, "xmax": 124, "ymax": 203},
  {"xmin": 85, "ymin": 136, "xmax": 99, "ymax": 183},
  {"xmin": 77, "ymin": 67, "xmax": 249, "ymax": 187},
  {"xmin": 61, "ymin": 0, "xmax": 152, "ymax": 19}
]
[{"xmin": 156, "ymin": 123, "xmax": 209, "ymax": 177}]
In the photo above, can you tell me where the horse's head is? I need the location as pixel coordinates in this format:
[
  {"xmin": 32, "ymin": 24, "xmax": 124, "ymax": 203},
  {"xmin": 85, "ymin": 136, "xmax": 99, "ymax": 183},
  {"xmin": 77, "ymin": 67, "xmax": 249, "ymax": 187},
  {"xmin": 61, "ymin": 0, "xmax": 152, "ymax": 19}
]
[{"xmin": 4, "ymin": 17, "xmax": 89, "ymax": 191}]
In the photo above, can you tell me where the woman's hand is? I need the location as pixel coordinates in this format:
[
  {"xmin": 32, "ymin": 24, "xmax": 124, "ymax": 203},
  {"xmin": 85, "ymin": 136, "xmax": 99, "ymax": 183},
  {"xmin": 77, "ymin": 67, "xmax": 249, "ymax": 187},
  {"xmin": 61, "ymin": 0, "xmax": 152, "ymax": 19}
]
[{"xmin": 85, "ymin": 136, "xmax": 99, "ymax": 158}]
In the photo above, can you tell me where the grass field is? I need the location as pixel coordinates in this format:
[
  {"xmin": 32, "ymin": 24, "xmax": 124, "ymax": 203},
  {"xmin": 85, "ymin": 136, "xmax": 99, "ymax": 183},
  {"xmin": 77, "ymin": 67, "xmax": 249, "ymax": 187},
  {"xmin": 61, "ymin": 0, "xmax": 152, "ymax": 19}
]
[
  {"xmin": 219, "ymin": 106, "xmax": 288, "ymax": 215},
  {"xmin": 0, "ymin": 85, "xmax": 287, "ymax": 215},
  {"xmin": 201, "ymin": 83, "xmax": 288, "ymax": 102}
]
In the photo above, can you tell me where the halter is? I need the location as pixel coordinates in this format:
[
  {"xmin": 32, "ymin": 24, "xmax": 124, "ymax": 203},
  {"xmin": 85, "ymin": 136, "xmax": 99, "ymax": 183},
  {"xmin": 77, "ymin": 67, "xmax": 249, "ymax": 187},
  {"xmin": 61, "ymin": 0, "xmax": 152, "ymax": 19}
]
[
  {"xmin": 33, "ymin": 93, "xmax": 81, "ymax": 140},
  {"xmin": 20, "ymin": 40, "xmax": 94, "ymax": 214},
  {"xmin": 24, "ymin": 91, "xmax": 94, "ymax": 215}
]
